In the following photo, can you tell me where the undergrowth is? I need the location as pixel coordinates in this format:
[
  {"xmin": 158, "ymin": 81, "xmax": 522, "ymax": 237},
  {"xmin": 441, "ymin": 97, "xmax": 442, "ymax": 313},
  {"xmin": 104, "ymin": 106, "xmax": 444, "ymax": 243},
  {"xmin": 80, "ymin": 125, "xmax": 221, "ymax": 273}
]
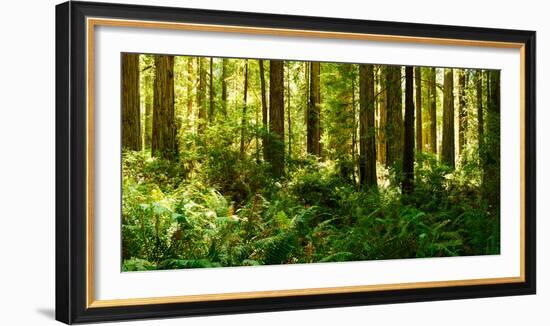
[{"xmin": 121, "ymin": 150, "xmax": 499, "ymax": 271}]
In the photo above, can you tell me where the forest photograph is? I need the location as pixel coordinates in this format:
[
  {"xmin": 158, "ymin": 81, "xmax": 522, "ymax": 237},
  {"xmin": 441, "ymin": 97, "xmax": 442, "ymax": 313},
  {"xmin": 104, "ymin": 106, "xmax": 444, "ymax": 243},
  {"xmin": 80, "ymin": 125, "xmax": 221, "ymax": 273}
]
[{"xmin": 121, "ymin": 53, "xmax": 501, "ymax": 272}]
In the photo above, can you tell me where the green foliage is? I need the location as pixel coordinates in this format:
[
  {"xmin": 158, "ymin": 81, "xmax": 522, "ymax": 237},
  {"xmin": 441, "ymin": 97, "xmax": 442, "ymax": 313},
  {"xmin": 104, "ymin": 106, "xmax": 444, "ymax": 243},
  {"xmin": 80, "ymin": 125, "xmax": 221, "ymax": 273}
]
[
  {"xmin": 122, "ymin": 149, "xmax": 499, "ymax": 270},
  {"xmin": 122, "ymin": 258, "xmax": 156, "ymax": 271},
  {"xmin": 255, "ymin": 231, "xmax": 297, "ymax": 265}
]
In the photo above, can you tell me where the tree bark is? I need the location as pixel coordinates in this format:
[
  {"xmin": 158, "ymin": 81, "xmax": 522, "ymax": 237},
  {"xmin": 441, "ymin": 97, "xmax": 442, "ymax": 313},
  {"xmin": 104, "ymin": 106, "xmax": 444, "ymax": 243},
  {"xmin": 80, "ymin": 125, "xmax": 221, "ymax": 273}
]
[
  {"xmin": 307, "ymin": 62, "xmax": 321, "ymax": 156},
  {"xmin": 209, "ymin": 57, "xmax": 215, "ymax": 123},
  {"xmin": 259, "ymin": 60, "xmax": 268, "ymax": 160},
  {"xmin": 122, "ymin": 53, "xmax": 141, "ymax": 151},
  {"xmin": 476, "ymin": 70, "xmax": 484, "ymax": 153},
  {"xmin": 428, "ymin": 67, "xmax": 437, "ymax": 154},
  {"xmin": 186, "ymin": 58, "xmax": 194, "ymax": 132},
  {"xmin": 458, "ymin": 69, "xmax": 467, "ymax": 156},
  {"xmin": 385, "ymin": 65, "xmax": 403, "ymax": 167},
  {"xmin": 489, "ymin": 70, "xmax": 500, "ymax": 115},
  {"xmin": 402, "ymin": 66, "xmax": 415, "ymax": 194},
  {"xmin": 152, "ymin": 55, "xmax": 176, "ymax": 159},
  {"xmin": 442, "ymin": 68, "xmax": 455, "ymax": 169},
  {"xmin": 197, "ymin": 57, "xmax": 207, "ymax": 134},
  {"xmin": 484, "ymin": 70, "xmax": 500, "ymax": 206},
  {"xmin": 330, "ymin": 65, "xmax": 355, "ymax": 180},
  {"xmin": 286, "ymin": 62, "xmax": 292, "ymax": 159},
  {"xmin": 377, "ymin": 66, "xmax": 387, "ymax": 164},
  {"xmin": 221, "ymin": 58, "xmax": 228, "ymax": 117},
  {"xmin": 359, "ymin": 64, "xmax": 378, "ymax": 189},
  {"xmin": 144, "ymin": 64, "xmax": 153, "ymax": 149},
  {"xmin": 240, "ymin": 59, "xmax": 249, "ymax": 158},
  {"xmin": 268, "ymin": 60, "xmax": 285, "ymax": 177},
  {"xmin": 304, "ymin": 62, "xmax": 309, "ymax": 125},
  {"xmin": 351, "ymin": 71, "xmax": 357, "ymax": 184},
  {"xmin": 415, "ymin": 66, "xmax": 422, "ymax": 153}
]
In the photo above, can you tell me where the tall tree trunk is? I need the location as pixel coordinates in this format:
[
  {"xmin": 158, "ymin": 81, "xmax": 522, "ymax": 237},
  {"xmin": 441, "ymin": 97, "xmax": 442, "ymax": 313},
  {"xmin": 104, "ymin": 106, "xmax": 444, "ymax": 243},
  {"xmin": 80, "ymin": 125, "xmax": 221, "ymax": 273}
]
[
  {"xmin": 359, "ymin": 64, "xmax": 378, "ymax": 189},
  {"xmin": 402, "ymin": 67, "xmax": 415, "ymax": 194},
  {"xmin": 489, "ymin": 70, "xmax": 500, "ymax": 117},
  {"xmin": 428, "ymin": 67, "xmax": 437, "ymax": 154},
  {"xmin": 259, "ymin": 60, "xmax": 268, "ymax": 160},
  {"xmin": 122, "ymin": 53, "xmax": 141, "ymax": 151},
  {"xmin": 197, "ymin": 57, "xmax": 207, "ymax": 134},
  {"xmin": 485, "ymin": 69, "xmax": 491, "ymax": 156},
  {"xmin": 186, "ymin": 58, "xmax": 194, "ymax": 132},
  {"xmin": 286, "ymin": 62, "xmax": 292, "ymax": 159},
  {"xmin": 330, "ymin": 65, "xmax": 355, "ymax": 181},
  {"xmin": 415, "ymin": 66, "xmax": 422, "ymax": 152},
  {"xmin": 476, "ymin": 69, "xmax": 484, "ymax": 154},
  {"xmin": 255, "ymin": 90, "xmax": 260, "ymax": 163},
  {"xmin": 458, "ymin": 69, "xmax": 467, "ymax": 156},
  {"xmin": 442, "ymin": 68, "xmax": 455, "ymax": 169},
  {"xmin": 307, "ymin": 62, "xmax": 321, "ymax": 156},
  {"xmin": 464, "ymin": 70, "xmax": 469, "ymax": 142},
  {"xmin": 385, "ymin": 65, "xmax": 403, "ymax": 167},
  {"xmin": 144, "ymin": 69, "xmax": 153, "ymax": 149},
  {"xmin": 268, "ymin": 60, "xmax": 285, "ymax": 177},
  {"xmin": 351, "ymin": 71, "xmax": 357, "ymax": 184},
  {"xmin": 209, "ymin": 57, "xmax": 215, "ymax": 123},
  {"xmin": 484, "ymin": 70, "xmax": 500, "ymax": 206},
  {"xmin": 304, "ymin": 62, "xmax": 309, "ymax": 125},
  {"xmin": 221, "ymin": 58, "xmax": 228, "ymax": 117},
  {"xmin": 240, "ymin": 59, "xmax": 249, "ymax": 158},
  {"xmin": 152, "ymin": 55, "xmax": 176, "ymax": 159},
  {"xmin": 377, "ymin": 66, "xmax": 387, "ymax": 164}
]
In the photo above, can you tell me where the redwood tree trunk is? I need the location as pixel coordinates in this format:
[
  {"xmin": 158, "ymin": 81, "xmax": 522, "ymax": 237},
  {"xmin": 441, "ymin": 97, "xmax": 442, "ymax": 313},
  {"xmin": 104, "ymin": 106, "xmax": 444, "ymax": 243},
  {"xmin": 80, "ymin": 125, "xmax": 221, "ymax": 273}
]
[
  {"xmin": 484, "ymin": 70, "xmax": 500, "ymax": 206},
  {"xmin": 268, "ymin": 60, "xmax": 285, "ymax": 177},
  {"xmin": 377, "ymin": 66, "xmax": 387, "ymax": 164},
  {"xmin": 240, "ymin": 60, "xmax": 249, "ymax": 157},
  {"xmin": 428, "ymin": 67, "xmax": 437, "ymax": 154},
  {"xmin": 186, "ymin": 58, "xmax": 194, "ymax": 131},
  {"xmin": 144, "ymin": 69, "xmax": 153, "ymax": 149},
  {"xmin": 122, "ymin": 53, "xmax": 141, "ymax": 151},
  {"xmin": 304, "ymin": 62, "xmax": 309, "ymax": 125},
  {"xmin": 209, "ymin": 57, "xmax": 215, "ymax": 123},
  {"xmin": 307, "ymin": 62, "xmax": 321, "ymax": 156},
  {"xmin": 458, "ymin": 69, "xmax": 467, "ymax": 156},
  {"xmin": 221, "ymin": 58, "xmax": 228, "ymax": 117},
  {"xmin": 352, "ymin": 71, "xmax": 357, "ymax": 184},
  {"xmin": 415, "ymin": 66, "xmax": 422, "ymax": 153},
  {"xmin": 259, "ymin": 60, "xmax": 268, "ymax": 160},
  {"xmin": 359, "ymin": 64, "xmax": 377, "ymax": 189},
  {"xmin": 197, "ymin": 57, "xmax": 206, "ymax": 134},
  {"xmin": 152, "ymin": 55, "xmax": 176, "ymax": 159},
  {"xmin": 476, "ymin": 70, "xmax": 484, "ymax": 153},
  {"xmin": 385, "ymin": 65, "xmax": 403, "ymax": 167},
  {"xmin": 442, "ymin": 68, "xmax": 455, "ymax": 169},
  {"xmin": 286, "ymin": 62, "xmax": 292, "ymax": 159},
  {"xmin": 402, "ymin": 66, "xmax": 415, "ymax": 194}
]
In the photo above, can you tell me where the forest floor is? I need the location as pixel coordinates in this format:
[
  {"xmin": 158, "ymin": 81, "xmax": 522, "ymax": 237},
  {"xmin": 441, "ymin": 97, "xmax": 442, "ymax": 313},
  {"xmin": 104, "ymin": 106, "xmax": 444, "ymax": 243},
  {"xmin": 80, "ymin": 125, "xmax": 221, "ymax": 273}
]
[{"xmin": 121, "ymin": 148, "xmax": 499, "ymax": 271}]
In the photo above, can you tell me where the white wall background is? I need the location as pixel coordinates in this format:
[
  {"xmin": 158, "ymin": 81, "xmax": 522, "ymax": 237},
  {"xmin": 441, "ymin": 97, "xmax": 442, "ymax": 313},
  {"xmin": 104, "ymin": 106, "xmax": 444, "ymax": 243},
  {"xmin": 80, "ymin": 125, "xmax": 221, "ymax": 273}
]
[{"xmin": 0, "ymin": 0, "xmax": 546, "ymax": 324}]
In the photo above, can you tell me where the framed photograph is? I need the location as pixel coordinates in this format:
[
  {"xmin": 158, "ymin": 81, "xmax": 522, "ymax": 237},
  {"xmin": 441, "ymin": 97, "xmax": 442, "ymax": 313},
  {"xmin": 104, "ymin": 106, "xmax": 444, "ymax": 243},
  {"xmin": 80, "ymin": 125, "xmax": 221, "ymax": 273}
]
[{"xmin": 56, "ymin": 1, "xmax": 536, "ymax": 324}]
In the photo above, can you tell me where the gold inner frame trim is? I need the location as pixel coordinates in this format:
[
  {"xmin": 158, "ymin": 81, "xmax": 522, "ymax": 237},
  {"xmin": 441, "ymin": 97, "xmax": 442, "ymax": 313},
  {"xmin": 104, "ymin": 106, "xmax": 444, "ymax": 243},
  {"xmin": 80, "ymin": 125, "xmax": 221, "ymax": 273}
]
[{"xmin": 86, "ymin": 17, "xmax": 527, "ymax": 308}]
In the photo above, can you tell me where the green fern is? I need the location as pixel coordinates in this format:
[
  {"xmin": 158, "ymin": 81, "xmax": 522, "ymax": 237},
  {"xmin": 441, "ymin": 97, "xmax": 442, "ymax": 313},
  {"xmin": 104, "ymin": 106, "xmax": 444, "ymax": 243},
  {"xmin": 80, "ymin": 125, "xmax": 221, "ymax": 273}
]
[{"xmin": 256, "ymin": 232, "xmax": 296, "ymax": 265}]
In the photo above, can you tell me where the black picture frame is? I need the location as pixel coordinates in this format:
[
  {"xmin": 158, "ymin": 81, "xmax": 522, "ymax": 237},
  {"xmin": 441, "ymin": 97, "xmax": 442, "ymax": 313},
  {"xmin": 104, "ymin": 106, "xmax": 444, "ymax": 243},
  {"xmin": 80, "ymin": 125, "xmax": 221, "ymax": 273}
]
[{"xmin": 56, "ymin": 1, "xmax": 536, "ymax": 324}]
